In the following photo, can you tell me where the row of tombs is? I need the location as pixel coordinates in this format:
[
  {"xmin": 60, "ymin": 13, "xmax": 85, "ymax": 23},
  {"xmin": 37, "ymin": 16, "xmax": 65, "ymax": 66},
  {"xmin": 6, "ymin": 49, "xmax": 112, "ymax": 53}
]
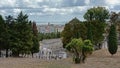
[{"xmin": 1, "ymin": 37, "xmax": 120, "ymax": 59}]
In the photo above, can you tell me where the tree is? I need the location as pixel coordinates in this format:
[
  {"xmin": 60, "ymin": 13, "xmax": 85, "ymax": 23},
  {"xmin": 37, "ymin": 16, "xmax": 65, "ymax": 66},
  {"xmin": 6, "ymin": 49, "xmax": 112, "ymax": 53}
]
[
  {"xmin": 110, "ymin": 12, "xmax": 120, "ymax": 33},
  {"xmin": 86, "ymin": 22, "xmax": 93, "ymax": 43},
  {"xmin": 66, "ymin": 38, "xmax": 83, "ymax": 63},
  {"xmin": 84, "ymin": 20, "xmax": 106, "ymax": 49},
  {"xmin": 91, "ymin": 20, "xmax": 106, "ymax": 45},
  {"xmin": 84, "ymin": 6, "xmax": 109, "ymax": 22},
  {"xmin": 0, "ymin": 15, "xmax": 10, "ymax": 57},
  {"xmin": 38, "ymin": 33, "xmax": 44, "ymax": 41},
  {"xmin": 83, "ymin": 7, "xmax": 109, "ymax": 49},
  {"xmin": 38, "ymin": 32, "xmax": 61, "ymax": 41},
  {"xmin": 66, "ymin": 38, "xmax": 93, "ymax": 64},
  {"xmin": 0, "ymin": 15, "xmax": 5, "ymax": 57},
  {"xmin": 110, "ymin": 12, "xmax": 120, "ymax": 24},
  {"xmin": 110, "ymin": 12, "xmax": 120, "ymax": 46},
  {"xmin": 5, "ymin": 15, "xmax": 14, "ymax": 24},
  {"xmin": 62, "ymin": 18, "xmax": 87, "ymax": 48},
  {"xmin": 31, "ymin": 22, "xmax": 39, "ymax": 57},
  {"xmin": 108, "ymin": 24, "xmax": 118, "ymax": 55},
  {"xmin": 3, "ymin": 15, "xmax": 13, "ymax": 57},
  {"xmin": 62, "ymin": 17, "xmax": 106, "ymax": 50},
  {"xmin": 10, "ymin": 11, "xmax": 33, "ymax": 57},
  {"xmin": 82, "ymin": 40, "xmax": 93, "ymax": 63},
  {"xmin": 32, "ymin": 22, "xmax": 38, "ymax": 36}
]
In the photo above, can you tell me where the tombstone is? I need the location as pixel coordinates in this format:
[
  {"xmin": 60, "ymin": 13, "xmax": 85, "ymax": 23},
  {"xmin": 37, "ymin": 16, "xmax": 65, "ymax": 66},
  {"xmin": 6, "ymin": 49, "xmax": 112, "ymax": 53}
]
[{"xmin": 102, "ymin": 41, "xmax": 108, "ymax": 49}]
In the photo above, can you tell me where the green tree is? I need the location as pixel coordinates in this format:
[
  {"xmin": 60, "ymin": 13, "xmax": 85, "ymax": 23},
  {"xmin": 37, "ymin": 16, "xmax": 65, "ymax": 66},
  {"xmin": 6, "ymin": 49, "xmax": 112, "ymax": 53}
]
[
  {"xmin": 0, "ymin": 15, "xmax": 11, "ymax": 57},
  {"xmin": 108, "ymin": 24, "xmax": 118, "ymax": 55},
  {"xmin": 38, "ymin": 31, "xmax": 61, "ymax": 41},
  {"xmin": 86, "ymin": 22, "xmax": 93, "ymax": 43},
  {"xmin": 31, "ymin": 22, "xmax": 39, "ymax": 57},
  {"xmin": 38, "ymin": 33, "xmax": 44, "ymax": 41},
  {"xmin": 5, "ymin": 15, "xmax": 14, "ymax": 24},
  {"xmin": 0, "ymin": 15, "xmax": 16, "ymax": 57},
  {"xmin": 3, "ymin": 15, "xmax": 14, "ymax": 57},
  {"xmin": 62, "ymin": 18, "xmax": 87, "ymax": 48},
  {"xmin": 82, "ymin": 40, "xmax": 93, "ymax": 63},
  {"xmin": 3, "ymin": 15, "xmax": 16, "ymax": 57},
  {"xmin": 84, "ymin": 6, "xmax": 109, "ymax": 22},
  {"xmin": 89, "ymin": 21, "xmax": 106, "ymax": 45},
  {"xmin": 110, "ymin": 12, "xmax": 120, "ymax": 46},
  {"xmin": 83, "ymin": 7, "xmax": 109, "ymax": 49},
  {"xmin": 10, "ymin": 11, "xmax": 33, "ymax": 57},
  {"xmin": 66, "ymin": 38, "xmax": 83, "ymax": 63},
  {"xmin": 0, "ymin": 15, "xmax": 5, "ymax": 57},
  {"xmin": 66, "ymin": 38, "xmax": 93, "ymax": 64}
]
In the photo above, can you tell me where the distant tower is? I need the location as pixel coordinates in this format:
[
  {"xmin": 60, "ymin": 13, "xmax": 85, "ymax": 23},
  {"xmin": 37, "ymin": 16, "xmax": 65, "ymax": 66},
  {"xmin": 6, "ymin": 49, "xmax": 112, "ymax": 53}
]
[{"xmin": 48, "ymin": 22, "xmax": 50, "ymax": 26}]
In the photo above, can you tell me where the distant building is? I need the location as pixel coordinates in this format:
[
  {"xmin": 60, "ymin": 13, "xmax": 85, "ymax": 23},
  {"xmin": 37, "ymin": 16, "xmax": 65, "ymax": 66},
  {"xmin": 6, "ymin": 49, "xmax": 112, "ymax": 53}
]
[{"xmin": 37, "ymin": 23, "xmax": 64, "ymax": 33}]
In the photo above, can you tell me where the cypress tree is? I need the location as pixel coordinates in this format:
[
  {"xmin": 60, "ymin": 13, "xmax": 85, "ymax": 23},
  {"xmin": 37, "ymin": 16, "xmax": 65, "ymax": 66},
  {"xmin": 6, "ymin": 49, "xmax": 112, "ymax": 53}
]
[
  {"xmin": 108, "ymin": 24, "xmax": 118, "ymax": 55},
  {"xmin": 31, "ymin": 22, "xmax": 39, "ymax": 57}
]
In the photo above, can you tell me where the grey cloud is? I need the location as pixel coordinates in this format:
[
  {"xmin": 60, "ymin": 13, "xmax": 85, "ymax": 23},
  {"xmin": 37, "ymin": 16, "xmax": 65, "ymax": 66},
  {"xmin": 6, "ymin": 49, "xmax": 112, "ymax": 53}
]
[
  {"xmin": 37, "ymin": 0, "xmax": 86, "ymax": 8},
  {"xmin": 61, "ymin": 0, "xmax": 86, "ymax": 7},
  {"xmin": 112, "ymin": 5, "xmax": 120, "ymax": 10},
  {"xmin": 89, "ymin": 0, "xmax": 106, "ymax": 6},
  {"xmin": 0, "ymin": 0, "xmax": 120, "ymax": 24}
]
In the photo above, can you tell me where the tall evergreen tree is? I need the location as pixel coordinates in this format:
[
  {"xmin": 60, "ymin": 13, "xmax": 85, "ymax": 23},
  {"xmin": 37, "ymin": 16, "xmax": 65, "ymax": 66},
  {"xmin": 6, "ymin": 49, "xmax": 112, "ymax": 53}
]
[
  {"xmin": 3, "ymin": 15, "xmax": 15, "ymax": 57},
  {"xmin": 31, "ymin": 22, "xmax": 39, "ymax": 57},
  {"xmin": 0, "ymin": 15, "xmax": 5, "ymax": 57},
  {"xmin": 0, "ymin": 15, "xmax": 10, "ymax": 57},
  {"xmin": 108, "ymin": 24, "xmax": 118, "ymax": 55},
  {"xmin": 10, "ymin": 11, "xmax": 33, "ymax": 57}
]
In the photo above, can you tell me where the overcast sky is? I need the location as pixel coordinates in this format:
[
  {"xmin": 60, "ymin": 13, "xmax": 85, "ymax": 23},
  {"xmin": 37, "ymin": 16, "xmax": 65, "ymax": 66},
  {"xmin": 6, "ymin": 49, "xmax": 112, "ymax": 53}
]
[{"xmin": 0, "ymin": 0, "xmax": 120, "ymax": 24}]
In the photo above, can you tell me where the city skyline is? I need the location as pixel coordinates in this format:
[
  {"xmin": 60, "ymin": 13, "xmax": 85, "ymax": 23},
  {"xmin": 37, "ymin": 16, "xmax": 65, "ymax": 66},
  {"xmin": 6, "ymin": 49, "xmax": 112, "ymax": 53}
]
[{"xmin": 0, "ymin": 0, "xmax": 120, "ymax": 24}]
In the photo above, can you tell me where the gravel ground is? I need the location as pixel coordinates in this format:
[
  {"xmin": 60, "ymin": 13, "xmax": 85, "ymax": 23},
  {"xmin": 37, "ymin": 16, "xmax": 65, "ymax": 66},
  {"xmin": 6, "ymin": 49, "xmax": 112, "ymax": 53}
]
[{"xmin": 0, "ymin": 46, "xmax": 120, "ymax": 68}]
